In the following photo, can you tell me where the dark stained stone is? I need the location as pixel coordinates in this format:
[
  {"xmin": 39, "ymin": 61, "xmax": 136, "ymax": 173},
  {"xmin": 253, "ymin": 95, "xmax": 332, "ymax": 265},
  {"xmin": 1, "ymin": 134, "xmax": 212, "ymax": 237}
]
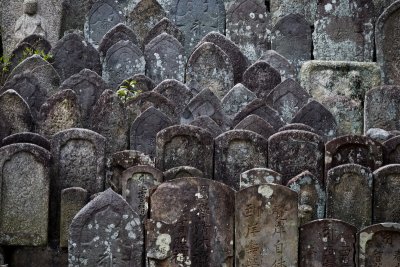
[
  {"xmin": 19, "ymin": 34, "xmax": 52, "ymax": 53},
  {"xmin": 299, "ymin": 219, "xmax": 357, "ymax": 267},
  {"xmin": 383, "ymin": 136, "xmax": 400, "ymax": 164},
  {"xmin": 239, "ymin": 167, "xmax": 282, "ymax": 189},
  {"xmin": 147, "ymin": 177, "xmax": 234, "ymax": 266},
  {"xmin": 60, "ymin": 0, "xmax": 86, "ymax": 36},
  {"xmin": 98, "ymin": 23, "xmax": 139, "ymax": 58},
  {"xmin": 326, "ymin": 164, "xmax": 373, "ymax": 229},
  {"xmin": 8, "ymin": 42, "xmax": 35, "ymax": 72},
  {"xmin": 153, "ymin": 79, "xmax": 192, "ymax": 115},
  {"xmin": 143, "ymin": 17, "xmax": 185, "ymax": 47},
  {"xmin": 221, "ymin": 83, "xmax": 257, "ymax": 118},
  {"xmin": 156, "ymin": 125, "xmax": 214, "ymax": 178},
  {"xmin": 9, "ymin": 246, "xmax": 68, "ymax": 267},
  {"xmin": 120, "ymin": 74, "xmax": 156, "ymax": 93},
  {"xmin": 189, "ymin": 115, "xmax": 223, "ymax": 138},
  {"xmin": 259, "ymin": 50, "xmax": 296, "ymax": 81},
  {"xmin": 163, "ymin": 166, "xmax": 205, "ymax": 181},
  {"xmin": 279, "ymin": 123, "xmax": 316, "ymax": 133},
  {"xmin": 268, "ymin": 130, "xmax": 325, "ymax": 185},
  {"xmin": 2, "ymin": 132, "xmax": 50, "ymax": 151},
  {"xmin": 214, "ymin": 129, "xmax": 268, "ymax": 190},
  {"xmin": 235, "ymin": 184, "xmax": 298, "ymax": 266},
  {"xmin": 235, "ymin": 114, "xmax": 276, "ymax": 140}
]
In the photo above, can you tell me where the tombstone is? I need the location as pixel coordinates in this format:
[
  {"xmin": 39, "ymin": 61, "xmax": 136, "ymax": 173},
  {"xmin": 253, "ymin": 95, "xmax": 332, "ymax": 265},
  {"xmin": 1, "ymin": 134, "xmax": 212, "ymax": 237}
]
[
  {"xmin": 358, "ymin": 223, "xmax": 400, "ymax": 267},
  {"xmin": 123, "ymin": 74, "xmax": 156, "ymax": 92},
  {"xmin": 365, "ymin": 85, "xmax": 400, "ymax": 133},
  {"xmin": 0, "ymin": 89, "xmax": 33, "ymax": 142},
  {"xmin": 91, "ymin": 89, "xmax": 128, "ymax": 155},
  {"xmin": 292, "ymin": 100, "xmax": 337, "ymax": 140},
  {"xmin": 214, "ymin": 130, "xmax": 268, "ymax": 190},
  {"xmin": 59, "ymin": 68, "xmax": 108, "ymax": 127},
  {"xmin": 270, "ymin": 0, "xmax": 310, "ymax": 24},
  {"xmin": 8, "ymin": 42, "xmax": 35, "ymax": 72},
  {"xmin": 299, "ymin": 219, "xmax": 357, "ymax": 267},
  {"xmin": 242, "ymin": 61, "xmax": 282, "ymax": 100},
  {"xmin": 268, "ymin": 130, "xmax": 325, "ymax": 185},
  {"xmin": 0, "ymin": 143, "xmax": 51, "ymax": 245},
  {"xmin": 170, "ymin": 0, "xmax": 226, "ymax": 56},
  {"xmin": 128, "ymin": 0, "xmax": 166, "ymax": 46},
  {"xmin": 325, "ymin": 135, "xmax": 384, "ymax": 174},
  {"xmin": 300, "ymin": 61, "xmax": 381, "ymax": 135},
  {"xmin": 235, "ymin": 184, "xmax": 298, "ymax": 266},
  {"xmin": 221, "ymin": 83, "xmax": 257, "ymax": 118},
  {"xmin": 103, "ymin": 40, "xmax": 145, "ymax": 89},
  {"xmin": 145, "ymin": 33, "xmax": 185, "ymax": 84},
  {"xmin": 259, "ymin": 50, "xmax": 296, "ymax": 81},
  {"xmin": 271, "ymin": 14, "xmax": 312, "ymax": 72},
  {"xmin": 38, "ymin": 89, "xmax": 81, "ymax": 137},
  {"xmin": 153, "ymin": 79, "xmax": 192, "ymax": 115},
  {"xmin": 226, "ymin": 0, "xmax": 271, "ymax": 62},
  {"xmin": 239, "ymin": 167, "xmax": 282, "ymax": 189},
  {"xmin": 287, "ymin": 171, "xmax": 326, "ymax": 225},
  {"xmin": 266, "ymin": 78, "xmax": 311, "ymax": 123},
  {"xmin": 147, "ymin": 177, "xmax": 234, "ymax": 266},
  {"xmin": 98, "ymin": 23, "xmax": 139, "ymax": 58},
  {"xmin": 190, "ymin": 116, "xmax": 223, "ymax": 138},
  {"xmin": 384, "ymin": 136, "xmax": 400, "ymax": 164},
  {"xmin": 69, "ymin": 188, "xmax": 144, "ymax": 266},
  {"xmin": 326, "ymin": 164, "xmax": 373, "ymax": 229},
  {"xmin": 59, "ymin": 187, "xmax": 88, "ymax": 248},
  {"xmin": 156, "ymin": 125, "xmax": 214, "ymax": 178},
  {"xmin": 130, "ymin": 107, "xmax": 173, "ymax": 158},
  {"xmin": 164, "ymin": 166, "xmax": 205, "ymax": 181},
  {"xmin": 235, "ymin": 114, "xmax": 276, "ymax": 140},
  {"xmin": 9, "ymin": 246, "xmax": 68, "ymax": 267},
  {"xmin": 60, "ymin": 0, "xmax": 86, "ymax": 36},
  {"xmin": 186, "ymin": 42, "xmax": 234, "ymax": 99},
  {"xmin": 143, "ymin": 17, "xmax": 185, "ymax": 47},
  {"xmin": 51, "ymin": 33, "xmax": 102, "ymax": 81},
  {"xmin": 2, "ymin": 132, "xmax": 50, "ymax": 150},
  {"xmin": 84, "ymin": 0, "xmax": 123, "ymax": 47},
  {"xmin": 19, "ymin": 34, "xmax": 51, "ymax": 53},
  {"xmin": 279, "ymin": 123, "xmax": 316, "ymax": 133},
  {"xmin": 313, "ymin": 0, "xmax": 375, "ymax": 61}
]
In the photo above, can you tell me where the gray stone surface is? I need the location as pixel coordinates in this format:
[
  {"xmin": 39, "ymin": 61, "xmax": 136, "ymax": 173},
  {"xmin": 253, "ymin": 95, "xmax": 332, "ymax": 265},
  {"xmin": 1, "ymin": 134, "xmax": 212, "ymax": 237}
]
[
  {"xmin": 259, "ymin": 50, "xmax": 296, "ymax": 81},
  {"xmin": 189, "ymin": 116, "xmax": 221, "ymax": 138},
  {"xmin": 10, "ymin": 246, "xmax": 68, "ymax": 267},
  {"xmin": 235, "ymin": 114, "xmax": 276, "ymax": 140},
  {"xmin": 1, "ymin": 132, "xmax": 50, "ymax": 151},
  {"xmin": 98, "ymin": 23, "xmax": 139, "ymax": 58},
  {"xmin": 143, "ymin": 17, "xmax": 184, "ymax": 47},
  {"xmin": 383, "ymin": 136, "xmax": 400, "ymax": 164},
  {"xmin": 60, "ymin": 0, "xmax": 86, "ymax": 36},
  {"xmin": 270, "ymin": 0, "xmax": 313, "ymax": 25},
  {"xmin": 163, "ymin": 165, "xmax": 205, "ymax": 181},
  {"xmin": 366, "ymin": 128, "xmax": 394, "ymax": 143},
  {"xmin": 221, "ymin": 83, "xmax": 257, "ymax": 118},
  {"xmin": 153, "ymin": 79, "xmax": 192, "ymax": 115},
  {"xmin": 279, "ymin": 123, "xmax": 316, "ymax": 133},
  {"xmin": 8, "ymin": 42, "xmax": 35, "ymax": 72},
  {"xmin": 239, "ymin": 167, "xmax": 282, "ymax": 189},
  {"xmin": 18, "ymin": 34, "xmax": 51, "ymax": 53},
  {"xmin": 121, "ymin": 74, "xmax": 156, "ymax": 92}
]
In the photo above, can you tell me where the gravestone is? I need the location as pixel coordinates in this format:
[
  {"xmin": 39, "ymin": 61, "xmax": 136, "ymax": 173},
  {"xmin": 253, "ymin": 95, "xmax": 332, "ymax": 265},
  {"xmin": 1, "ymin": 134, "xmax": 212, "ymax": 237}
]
[
  {"xmin": 123, "ymin": 74, "xmax": 156, "ymax": 92},
  {"xmin": 38, "ymin": 89, "xmax": 81, "ymax": 137},
  {"xmin": 143, "ymin": 17, "xmax": 185, "ymax": 47},
  {"xmin": 8, "ymin": 42, "xmax": 35, "ymax": 72},
  {"xmin": 163, "ymin": 166, "xmax": 205, "ymax": 181},
  {"xmin": 145, "ymin": 33, "xmax": 185, "ymax": 84},
  {"xmin": 0, "ymin": 89, "xmax": 33, "ymax": 142},
  {"xmin": 299, "ymin": 219, "xmax": 357, "ymax": 267},
  {"xmin": 384, "ymin": 136, "xmax": 400, "ymax": 164},
  {"xmin": 287, "ymin": 171, "xmax": 326, "ymax": 225},
  {"xmin": 19, "ymin": 34, "xmax": 51, "ymax": 53},
  {"xmin": 156, "ymin": 125, "xmax": 214, "ymax": 178},
  {"xmin": 153, "ymin": 79, "xmax": 192, "ymax": 115},
  {"xmin": 268, "ymin": 130, "xmax": 325, "ymax": 185},
  {"xmin": 270, "ymin": 0, "xmax": 310, "ymax": 24},
  {"xmin": 365, "ymin": 85, "xmax": 400, "ymax": 133},
  {"xmin": 240, "ymin": 167, "xmax": 282, "ymax": 189},
  {"xmin": 59, "ymin": 187, "xmax": 87, "ymax": 248},
  {"xmin": 221, "ymin": 83, "xmax": 257, "ymax": 118},
  {"xmin": 279, "ymin": 123, "xmax": 316, "ymax": 133},
  {"xmin": 130, "ymin": 107, "xmax": 173, "ymax": 158},
  {"xmin": 98, "ymin": 23, "xmax": 139, "ymax": 58},
  {"xmin": 60, "ymin": 0, "xmax": 86, "ymax": 36},
  {"xmin": 235, "ymin": 114, "xmax": 276, "ymax": 140},
  {"xmin": 242, "ymin": 61, "xmax": 282, "ymax": 100},
  {"xmin": 2, "ymin": 132, "xmax": 50, "ymax": 151},
  {"xmin": 189, "ymin": 116, "xmax": 223, "ymax": 138},
  {"xmin": 51, "ymin": 33, "xmax": 101, "ymax": 81},
  {"xmin": 69, "ymin": 188, "xmax": 144, "ymax": 266},
  {"xmin": 259, "ymin": 50, "xmax": 296, "ymax": 81},
  {"xmin": 235, "ymin": 184, "xmax": 298, "ymax": 266},
  {"xmin": 0, "ymin": 143, "xmax": 51, "ymax": 245},
  {"xmin": 103, "ymin": 40, "xmax": 145, "ymax": 89},
  {"xmin": 9, "ymin": 247, "xmax": 67, "ymax": 267},
  {"xmin": 214, "ymin": 130, "xmax": 268, "ymax": 190},
  {"xmin": 91, "ymin": 89, "xmax": 128, "ymax": 155},
  {"xmin": 266, "ymin": 78, "xmax": 311, "ymax": 123},
  {"xmin": 147, "ymin": 177, "xmax": 234, "ymax": 266},
  {"xmin": 326, "ymin": 164, "xmax": 373, "ymax": 229},
  {"xmin": 300, "ymin": 60, "xmax": 381, "ymax": 135},
  {"xmin": 186, "ymin": 42, "xmax": 234, "ymax": 99},
  {"xmin": 226, "ymin": 0, "xmax": 271, "ymax": 62}
]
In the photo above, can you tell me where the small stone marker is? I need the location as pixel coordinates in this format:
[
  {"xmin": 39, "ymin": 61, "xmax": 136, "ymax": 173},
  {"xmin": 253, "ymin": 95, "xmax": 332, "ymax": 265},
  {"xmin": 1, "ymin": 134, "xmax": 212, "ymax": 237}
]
[
  {"xmin": 221, "ymin": 83, "xmax": 257, "ymax": 118},
  {"xmin": 153, "ymin": 79, "xmax": 192, "ymax": 116},
  {"xmin": 384, "ymin": 136, "xmax": 400, "ymax": 164},
  {"xmin": 259, "ymin": 50, "xmax": 296, "ymax": 81},
  {"xmin": 98, "ymin": 23, "xmax": 139, "ymax": 58},
  {"xmin": 60, "ymin": 0, "xmax": 86, "ymax": 36},
  {"xmin": 235, "ymin": 114, "xmax": 276, "ymax": 140},
  {"xmin": 163, "ymin": 166, "xmax": 205, "ymax": 181},
  {"xmin": 143, "ymin": 17, "xmax": 185, "ymax": 47},
  {"xmin": 235, "ymin": 183, "xmax": 298, "ymax": 267},
  {"xmin": 2, "ymin": 132, "xmax": 50, "ymax": 151},
  {"xmin": 189, "ymin": 115, "xmax": 223, "ymax": 138},
  {"xmin": 240, "ymin": 167, "xmax": 282, "ymax": 189}
]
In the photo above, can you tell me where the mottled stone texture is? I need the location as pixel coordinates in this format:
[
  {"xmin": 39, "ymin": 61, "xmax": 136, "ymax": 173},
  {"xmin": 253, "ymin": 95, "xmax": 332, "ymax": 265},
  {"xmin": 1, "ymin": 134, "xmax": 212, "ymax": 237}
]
[
  {"xmin": 153, "ymin": 79, "xmax": 192, "ymax": 115},
  {"xmin": 2, "ymin": 132, "xmax": 50, "ymax": 151},
  {"xmin": 222, "ymin": 83, "xmax": 257, "ymax": 118},
  {"xmin": 10, "ymin": 246, "xmax": 67, "ymax": 267},
  {"xmin": 239, "ymin": 168, "xmax": 282, "ymax": 189},
  {"xmin": 235, "ymin": 114, "xmax": 276, "ymax": 140},
  {"xmin": 259, "ymin": 50, "xmax": 296, "ymax": 81},
  {"xmin": 163, "ymin": 166, "xmax": 205, "ymax": 181},
  {"xmin": 143, "ymin": 17, "xmax": 185, "ymax": 47},
  {"xmin": 190, "ymin": 116, "xmax": 223, "ymax": 138},
  {"xmin": 98, "ymin": 23, "xmax": 139, "ymax": 58}
]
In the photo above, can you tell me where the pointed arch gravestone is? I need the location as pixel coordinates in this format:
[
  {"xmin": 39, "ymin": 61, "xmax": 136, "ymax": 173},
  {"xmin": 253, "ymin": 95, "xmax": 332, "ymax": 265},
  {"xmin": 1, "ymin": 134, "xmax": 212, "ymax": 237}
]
[
  {"xmin": 259, "ymin": 50, "xmax": 296, "ymax": 81},
  {"xmin": 153, "ymin": 79, "xmax": 192, "ymax": 115},
  {"xmin": 1, "ymin": 132, "xmax": 50, "ymax": 151},
  {"xmin": 98, "ymin": 23, "xmax": 139, "ymax": 58},
  {"xmin": 18, "ymin": 34, "xmax": 51, "ymax": 53},
  {"xmin": 143, "ymin": 17, "xmax": 185, "ymax": 47},
  {"xmin": 190, "ymin": 116, "xmax": 223, "ymax": 138},
  {"xmin": 222, "ymin": 83, "xmax": 257, "ymax": 118},
  {"xmin": 163, "ymin": 166, "xmax": 205, "ymax": 181},
  {"xmin": 235, "ymin": 114, "xmax": 276, "ymax": 140}
]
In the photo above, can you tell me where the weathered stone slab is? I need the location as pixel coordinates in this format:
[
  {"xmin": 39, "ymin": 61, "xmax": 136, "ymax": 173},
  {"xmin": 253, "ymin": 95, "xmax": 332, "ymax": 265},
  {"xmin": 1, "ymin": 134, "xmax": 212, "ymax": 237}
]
[
  {"xmin": 384, "ymin": 136, "xmax": 400, "ymax": 164},
  {"xmin": 243, "ymin": 61, "xmax": 282, "ymax": 100},
  {"xmin": 163, "ymin": 166, "xmax": 205, "ymax": 181},
  {"xmin": 130, "ymin": 107, "xmax": 173, "ymax": 158},
  {"xmin": 91, "ymin": 89, "xmax": 128, "ymax": 155},
  {"xmin": 59, "ymin": 187, "xmax": 87, "ymax": 248},
  {"xmin": 235, "ymin": 184, "xmax": 298, "ymax": 266},
  {"xmin": 60, "ymin": 0, "xmax": 86, "ymax": 36},
  {"xmin": 299, "ymin": 219, "xmax": 357, "ymax": 267},
  {"xmin": 279, "ymin": 123, "xmax": 316, "ymax": 133},
  {"xmin": 10, "ymin": 246, "xmax": 68, "ymax": 267},
  {"xmin": 147, "ymin": 177, "xmax": 234, "ymax": 266},
  {"xmin": 153, "ymin": 79, "xmax": 192, "ymax": 115},
  {"xmin": 51, "ymin": 33, "xmax": 101, "ymax": 81},
  {"xmin": 2, "ymin": 132, "xmax": 50, "ymax": 151},
  {"xmin": 145, "ymin": 33, "xmax": 185, "ymax": 84},
  {"xmin": 226, "ymin": 0, "xmax": 271, "ymax": 62},
  {"xmin": 300, "ymin": 60, "xmax": 381, "ymax": 135},
  {"xmin": 235, "ymin": 114, "xmax": 276, "ymax": 140},
  {"xmin": 240, "ymin": 167, "xmax": 282, "ymax": 189},
  {"xmin": 143, "ymin": 17, "xmax": 185, "ymax": 47},
  {"xmin": 287, "ymin": 171, "xmax": 325, "ymax": 225},
  {"xmin": 186, "ymin": 42, "xmax": 234, "ymax": 99},
  {"xmin": 259, "ymin": 50, "xmax": 296, "ymax": 81},
  {"xmin": 221, "ymin": 83, "xmax": 257, "ymax": 118},
  {"xmin": 0, "ymin": 89, "xmax": 33, "ymax": 142},
  {"xmin": 268, "ymin": 130, "xmax": 325, "ymax": 185},
  {"xmin": 156, "ymin": 125, "xmax": 214, "ymax": 178},
  {"xmin": 69, "ymin": 188, "xmax": 143, "ymax": 266},
  {"xmin": 214, "ymin": 129, "xmax": 268, "ymax": 190},
  {"xmin": 292, "ymin": 99, "xmax": 337, "ymax": 140},
  {"xmin": 120, "ymin": 74, "xmax": 156, "ymax": 92},
  {"xmin": 326, "ymin": 164, "xmax": 373, "ymax": 229},
  {"xmin": 189, "ymin": 115, "xmax": 223, "ymax": 138},
  {"xmin": 18, "ymin": 34, "xmax": 51, "ymax": 53},
  {"xmin": 38, "ymin": 89, "xmax": 81, "ymax": 137},
  {"xmin": 270, "ymin": 0, "xmax": 312, "ymax": 25},
  {"xmin": 8, "ymin": 42, "xmax": 35, "ymax": 72},
  {"xmin": 98, "ymin": 23, "xmax": 139, "ymax": 58},
  {"xmin": 0, "ymin": 143, "xmax": 51, "ymax": 246}
]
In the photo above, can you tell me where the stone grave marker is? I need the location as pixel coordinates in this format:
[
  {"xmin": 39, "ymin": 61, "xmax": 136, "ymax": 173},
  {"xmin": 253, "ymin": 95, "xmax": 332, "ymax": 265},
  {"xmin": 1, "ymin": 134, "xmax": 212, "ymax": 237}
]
[
  {"xmin": 153, "ymin": 79, "xmax": 192, "ymax": 115},
  {"xmin": 98, "ymin": 23, "xmax": 139, "ymax": 58},
  {"xmin": 239, "ymin": 167, "xmax": 282, "ymax": 189},
  {"xmin": 270, "ymin": 0, "xmax": 309, "ymax": 24},
  {"xmin": 234, "ymin": 114, "xmax": 276, "ymax": 140},
  {"xmin": 189, "ymin": 116, "xmax": 223, "ymax": 138},
  {"xmin": 221, "ymin": 83, "xmax": 257, "ymax": 118},
  {"xmin": 8, "ymin": 42, "xmax": 35, "ymax": 72},
  {"xmin": 163, "ymin": 166, "xmax": 205, "ymax": 181},
  {"xmin": 60, "ymin": 0, "xmax": 86, "ymax": 36},
  {"xmin": 259, "ymin": 50, "xmax": 296, "ymax": 81},
  {"xmin": 124, "ymin": 74, "xmax": 156, "ymax": 92},
  {"xmin": 384, "ymin": 136, "xmax": 400, "ymax": 164},
  {"xmin": 2, "ymin": 132, "xmax": 50, "ymax": 151},
  {"xmin": 143, "ymin": 17, "xmax": 185, "ymax": 47},
  {"xmin": 9, "ymin": 246, "xmax": 67, "ymax": 267},
  {"xmin": 279, "ymin": 123, "xmax": 316, "ymax": 133},
  {"xmin": 18, "ymin": 34, "xmax": 51, "ymax": 53}
]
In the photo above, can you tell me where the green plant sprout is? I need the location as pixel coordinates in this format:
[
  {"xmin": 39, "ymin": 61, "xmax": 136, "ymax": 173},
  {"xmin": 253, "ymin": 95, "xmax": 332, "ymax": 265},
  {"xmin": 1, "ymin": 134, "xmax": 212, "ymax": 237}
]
[{"xmin": 117, "ymin": 79, "xmax": 142, "ymax": 103}]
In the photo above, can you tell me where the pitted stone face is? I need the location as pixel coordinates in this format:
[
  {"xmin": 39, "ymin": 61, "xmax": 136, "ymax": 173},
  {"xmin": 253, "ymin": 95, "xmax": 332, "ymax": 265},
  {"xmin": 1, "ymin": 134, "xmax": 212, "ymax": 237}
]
[{"xmin": 23, "ymin": 0, "xmax": 38, "ymax": 15}]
